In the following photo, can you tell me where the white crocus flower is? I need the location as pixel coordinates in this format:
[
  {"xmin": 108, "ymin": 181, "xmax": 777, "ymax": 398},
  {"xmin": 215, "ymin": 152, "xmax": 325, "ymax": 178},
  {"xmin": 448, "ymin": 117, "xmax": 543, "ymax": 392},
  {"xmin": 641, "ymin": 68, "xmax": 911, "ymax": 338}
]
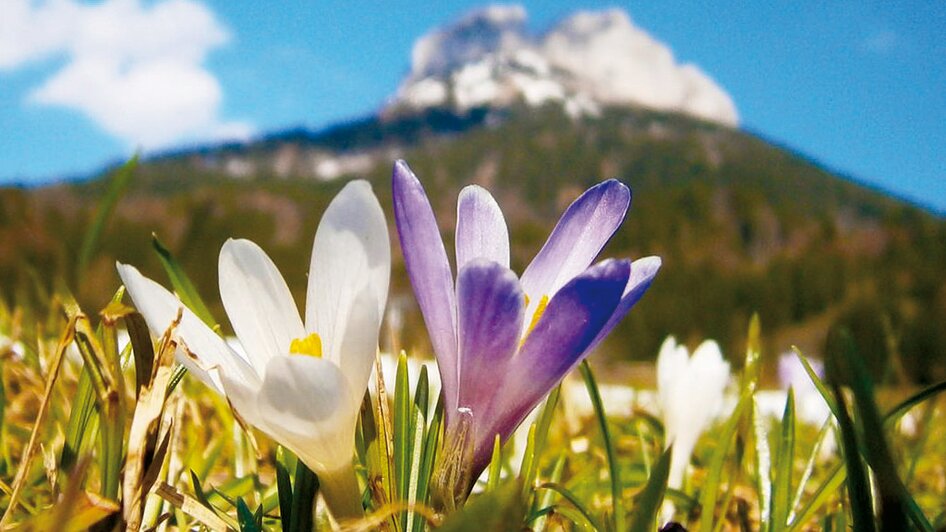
[
  {"xmin": 657, "ymin": 336, "xmax": 731, "ymax": 498},
  {"xmin": 117, "ymin": 180, "xmax": 389, "ymax": 519}
]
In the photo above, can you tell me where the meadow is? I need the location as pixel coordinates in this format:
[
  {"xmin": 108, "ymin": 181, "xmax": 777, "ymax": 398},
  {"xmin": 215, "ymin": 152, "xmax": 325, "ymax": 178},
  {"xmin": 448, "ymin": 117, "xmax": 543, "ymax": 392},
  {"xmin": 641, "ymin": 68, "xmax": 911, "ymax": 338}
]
[{"xmin": 0, "ymin": 157, "xmax": 943, "ymax": 531}]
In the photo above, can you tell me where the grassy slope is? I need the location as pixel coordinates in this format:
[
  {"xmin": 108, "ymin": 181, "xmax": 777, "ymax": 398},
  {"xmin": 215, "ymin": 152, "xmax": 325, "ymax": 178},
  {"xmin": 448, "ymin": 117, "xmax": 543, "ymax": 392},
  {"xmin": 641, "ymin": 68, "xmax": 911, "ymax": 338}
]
[{"xmin": 1, "ymin": 105, "xmax": 944, "ymax": 382}]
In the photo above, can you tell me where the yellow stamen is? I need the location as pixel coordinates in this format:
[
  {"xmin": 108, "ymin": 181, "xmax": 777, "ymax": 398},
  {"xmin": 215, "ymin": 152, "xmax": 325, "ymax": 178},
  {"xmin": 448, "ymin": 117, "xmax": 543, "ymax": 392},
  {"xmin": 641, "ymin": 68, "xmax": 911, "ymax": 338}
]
[
  {"xmin": 289, "ymin": 333, "xmax": 323, "ymax": 358},
  {"xmin": 521, "ymin": 294, "xmax": 549, "ymax": 347}
]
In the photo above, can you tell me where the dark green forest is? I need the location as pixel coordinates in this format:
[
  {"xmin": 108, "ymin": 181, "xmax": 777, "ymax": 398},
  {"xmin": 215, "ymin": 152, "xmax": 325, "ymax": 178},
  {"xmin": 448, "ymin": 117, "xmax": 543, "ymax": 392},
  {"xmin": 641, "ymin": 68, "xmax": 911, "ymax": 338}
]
[{"xmin": 2, "ymin": 105, "xmax": 944, "ymax": 383}]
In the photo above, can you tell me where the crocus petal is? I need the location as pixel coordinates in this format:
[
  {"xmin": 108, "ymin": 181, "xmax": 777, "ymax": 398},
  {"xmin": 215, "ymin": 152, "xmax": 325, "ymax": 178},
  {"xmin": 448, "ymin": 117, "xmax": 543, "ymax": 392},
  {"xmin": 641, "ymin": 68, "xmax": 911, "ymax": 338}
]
[
  {"xmin": 306, "ymin": 180, "xmax": 389, "ymax": 400},
  {"xmin": 656, "ymin": 336, "xmax": 686, "ymax": 421},
  {"xmin": 687, "ymin": 340, "xmax": 730, "ymax": 428},
  {"xmin": 219, "ymin": 239, "xmax": 305, "ymax": 375},
  {"xmin": 587, "ymin": 256, "xmax": 661, "ymax": 351},
  {"xmin": 455, "ymin": 185, "xmax": 510, "ymax": 270},
  {"xmin": 480, "ymin": 259, "xmax": 629, "ymax": 468},
  {"xmin": 253, "ymin": 355, "xmax": 359, "ymax": 473},
  {"xmin": 332, "ymin": 286, "xmax": 380, "ymax": 406},
  {"xmin": 393, "ymin": 160, "xmax": 459, "ymax": 411},
  {"xmin": 117, "ymin": 263, "xmax": 256, "ymax": 392},
  {"xmin": 657, "ymin": 338, "xmax": 730, "ymax": 491},
  {"xmin": 455, "ymin": 259, "xmax": 524, "ymax": 436},
  {"xmin": 520, "ymin": 179, "xmax": 630, "ymax": 315}
]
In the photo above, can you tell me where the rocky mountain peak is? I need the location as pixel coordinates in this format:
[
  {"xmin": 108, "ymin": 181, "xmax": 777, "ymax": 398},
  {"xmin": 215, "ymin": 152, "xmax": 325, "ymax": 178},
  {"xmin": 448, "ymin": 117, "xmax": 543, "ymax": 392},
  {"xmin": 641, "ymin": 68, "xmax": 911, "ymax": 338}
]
[{"xmin": 388, "ymin": 4, "xmax": 739, "ymax": 126}]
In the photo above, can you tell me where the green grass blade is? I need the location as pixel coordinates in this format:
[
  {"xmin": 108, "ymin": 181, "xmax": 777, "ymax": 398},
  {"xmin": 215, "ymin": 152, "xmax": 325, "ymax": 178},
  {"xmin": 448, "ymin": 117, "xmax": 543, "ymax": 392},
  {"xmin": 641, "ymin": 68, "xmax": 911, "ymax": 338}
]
[
  {"xmin": 288, "ymin": 463, "xmax": 319, "ymax": 532},
  {"xmin": 530, "ymin": 451, "xmax": 567, "ymax": 532},
  {"xmin": 532, "ymin": 383, "xmax": 561, "ymax": 468},
  {"xmin": 786, "ymin": 463, "xmax": 846, "ymax": 532},
  {"xmin": 699, "ymin": 393, "xmax": 750, "ymax": 532},
  {"xmin": 405, "ymin": 403, "xmax": 427, "ymax": 532},
  {"xmin": 77, "ymin": 155, "xmax": 137, "ymax": 280},
  {"xmin": 753, "ymin": 397, "xmax": 772, "ymax": 525},
  {"xmin": 537, "ymin": 482, "xmax": 606, "ymax": 532},
  {"xmin": 883, "ymin": 380, "xmax": 946, "ymax": 427},
  {"xmin": 236, "ymin": 497, "xmax": 262, "ymax": 532},
  {"xmin": 487, "ymin": 435, "xmax": 503, "ymax": 493},
  {"xmin": 405, "ymin": 364, "xmax": 430, "ymax": 530},
  {"xmin": 579, "ymin": 361, "xmax": 623, "ymax": 531},
  {"xmin": 789, "ymin": 418, "xmax": 832, "ymax": 524},
  {"xmin": 742, "ymin": 314, "xmax": 762, "ymax": 396},
  {"xmin": 412, "ymin": 393, "xmax": 443, "ymax": 532},
  {"xmin": 769, "ymin": 388, "xmax": 795, "ymax": 531},
  {"xmin": 792, "ymin": 347, "xmax": 839, "ymax": 419},
  {"xmin": 831, "ymin": 386, "xmax": 875, "ymax": 532},
  {"xmin": 151, "ymin": 233, "xmax": 216, "ymax": 328},
  {"xmin": 628, "ymin": 444, "xmax": 672, "ymax": 532},
  {"xmin": 393, "ymin": 351, "xmax": 411, "ymax": 527},
  {"xmin": 60, "ymin": 368, "xmax": 96, "ymax": 472},
  {"xmin": 276, "ymin": 446, "xmax": 295, "ymax": 529},
  {"xmin": 829, "ymin": 331, "xmax": 932, "ymax": 531}
]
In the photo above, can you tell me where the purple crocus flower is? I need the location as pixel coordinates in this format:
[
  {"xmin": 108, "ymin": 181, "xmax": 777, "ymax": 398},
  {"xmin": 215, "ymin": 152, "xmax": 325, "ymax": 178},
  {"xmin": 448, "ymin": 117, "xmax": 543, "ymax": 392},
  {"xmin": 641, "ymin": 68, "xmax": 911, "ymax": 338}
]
[{"xmin": 392, "ymin": 160, "xmax": 660, "ymax": 494}]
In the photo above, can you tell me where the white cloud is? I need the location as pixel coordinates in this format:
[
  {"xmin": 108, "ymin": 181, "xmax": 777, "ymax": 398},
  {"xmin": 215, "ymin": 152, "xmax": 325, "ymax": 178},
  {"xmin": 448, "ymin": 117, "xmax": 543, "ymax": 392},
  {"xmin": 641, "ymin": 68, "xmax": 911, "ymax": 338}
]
[{"xmin": 0, "ymin": 0, "xmax": 251, "ymax": 149}]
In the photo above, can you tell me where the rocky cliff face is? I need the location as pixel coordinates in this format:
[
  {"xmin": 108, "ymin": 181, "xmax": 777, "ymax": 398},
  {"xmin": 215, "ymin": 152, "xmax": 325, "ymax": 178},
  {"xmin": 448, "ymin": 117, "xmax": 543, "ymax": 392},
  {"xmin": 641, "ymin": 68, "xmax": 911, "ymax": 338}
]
[{"xmin": 388, "ymin": 5, "xmax": 739, "ymax": 126}]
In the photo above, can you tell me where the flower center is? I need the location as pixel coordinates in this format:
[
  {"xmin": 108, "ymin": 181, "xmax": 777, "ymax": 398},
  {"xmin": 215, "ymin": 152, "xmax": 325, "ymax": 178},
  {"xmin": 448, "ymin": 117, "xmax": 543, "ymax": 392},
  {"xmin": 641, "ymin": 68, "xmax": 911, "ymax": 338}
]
[
  {"xmin": 289, "ymin": 332, "xmax": 323, "ymax": 358},
  {"xmin": 521, "ymin": 294, "xmax": 549, "ymax": 346}
]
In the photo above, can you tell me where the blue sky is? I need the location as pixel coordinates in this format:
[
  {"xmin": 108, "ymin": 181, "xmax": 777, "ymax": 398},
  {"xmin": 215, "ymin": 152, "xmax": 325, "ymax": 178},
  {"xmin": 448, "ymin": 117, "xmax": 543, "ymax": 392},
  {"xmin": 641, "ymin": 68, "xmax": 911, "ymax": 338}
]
[{"xmin": 1, "ymin": 1, "xmax": 943, "ymax": 212}]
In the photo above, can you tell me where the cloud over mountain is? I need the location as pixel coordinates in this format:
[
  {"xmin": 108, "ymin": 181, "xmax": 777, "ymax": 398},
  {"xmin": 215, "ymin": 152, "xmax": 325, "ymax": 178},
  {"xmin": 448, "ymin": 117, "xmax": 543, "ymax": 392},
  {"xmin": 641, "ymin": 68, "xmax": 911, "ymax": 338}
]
[
  {"xmin": 0, "ymin": 0, "xmax": 251, "ymax": 149},
  {"xmin": 390, "ymin": 5, "xmax": 739, "ymax": 126}
]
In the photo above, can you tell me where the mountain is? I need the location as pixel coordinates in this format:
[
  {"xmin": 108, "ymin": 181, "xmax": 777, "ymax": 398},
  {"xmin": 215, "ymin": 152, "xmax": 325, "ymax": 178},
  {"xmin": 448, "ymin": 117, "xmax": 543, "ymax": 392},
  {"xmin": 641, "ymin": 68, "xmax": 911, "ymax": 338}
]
[
  {"xmin": 0, "ymin": 7, "xmax": 943, "ymax": 384},
  {"xmin": 387, "ymin": 6, "xmax": 738, "ymax": 126}
]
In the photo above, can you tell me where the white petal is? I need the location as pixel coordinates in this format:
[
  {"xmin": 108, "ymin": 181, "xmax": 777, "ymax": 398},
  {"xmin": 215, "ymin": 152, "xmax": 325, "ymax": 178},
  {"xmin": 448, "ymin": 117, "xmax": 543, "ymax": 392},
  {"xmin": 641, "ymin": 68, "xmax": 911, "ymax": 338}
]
[
  {"xmin": 455, "ymin": 185, "xmax": 510, "ymax": 270},
  {"xmin": 306, "ymin": 180, "xmax": 389, "ymax": 370},
  {"xmin": 255, "ymin": 356, "xmax": 359, "ymax": 472},
  {"xmin": 117, "ymin": 263, "xmax": 256, "ymax": 393},
  {"xmin": 332, "ymin": 286, "xmax": 380, "ymax": 406},
  {"xmin": 219, "ymin": 239, "xmax": 305, "ymax": 374},
  {"xmin": 656, "ymin": 336, "xmax": 685, "ymax": 414}
]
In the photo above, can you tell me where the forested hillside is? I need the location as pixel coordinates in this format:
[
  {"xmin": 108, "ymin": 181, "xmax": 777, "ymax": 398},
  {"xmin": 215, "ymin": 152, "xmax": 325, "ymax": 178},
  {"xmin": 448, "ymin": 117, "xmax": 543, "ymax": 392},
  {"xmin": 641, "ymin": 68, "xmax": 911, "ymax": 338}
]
[{"xmin": 2, "ymin": 105, "xmax": 944, "ymax": 382}]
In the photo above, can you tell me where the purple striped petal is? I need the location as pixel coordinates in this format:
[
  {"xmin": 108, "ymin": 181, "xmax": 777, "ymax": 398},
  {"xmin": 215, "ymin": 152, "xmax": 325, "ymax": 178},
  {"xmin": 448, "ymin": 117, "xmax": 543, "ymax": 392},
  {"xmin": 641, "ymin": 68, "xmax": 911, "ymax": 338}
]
[
  {"xmin": 455, "ymin": 259, "xmax": 524, "ymax": 438},
  {"xmin": 472, "ymin": 259, "xmax": 630, "ymax": 474},
  {"xmin": 520, "ymin": 180, "xmax": 630, "ymax": 315},
  {"xmin": 456, "ymin": 185, "xmax": 510, "ymax": 270},
  {"xmin": 587, "ymin": 255, "xmax": 661, "ymax": 352},
  {"xmin": 392, "ymin": 160, "xmax": 459, "ymax": 413}
]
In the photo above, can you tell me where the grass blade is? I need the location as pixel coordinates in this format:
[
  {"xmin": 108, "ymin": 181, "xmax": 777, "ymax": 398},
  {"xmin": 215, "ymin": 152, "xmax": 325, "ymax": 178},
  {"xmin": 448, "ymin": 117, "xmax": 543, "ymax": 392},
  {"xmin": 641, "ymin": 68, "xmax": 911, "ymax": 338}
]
[
  {"xmin": 151, "ymin": 233, "xmax": 216, "ymax": 328},
  {"xmin": 698, "ymin": 393, "xmax": 750, "ymax": 532},
  {"xmin": 394, "ymin": 351, "xmax": 411, "ymax": 528},
  {"xmin": 628, "ymin": 445, "xmax": 672, "ymax": 532},
  {"xmin": 828, "ymin": 330, "xmax": 932, "ymax": 531},
  {"xmin": 236, "ymin": 498, "xmax": 262, "ymax": 532},
  {"xmin": 77, "ymin": 155, "xmax": 137, "ymax": 280},
  {"xmin": 275, "ymin": 447, "xmax": 295, "ymax": 529},
  {"xmin": 769, "ymin": 388, "xmax": 795, "ymax": 531},
  {"xmin": 883, "ymin": 380, "xmax": 946, "ymax": 427},
  {"xmin": 830, "ymin": 384, "xmax": 875, "ymax": 532},
  {"xmin": 536, "ymin": 482, "xmax": 605, "ymax": 532},
  {"xmin": 288, "ymin": 463, "xmax": 319, "ymax": 532},
  {"xmin": 487, "ymin": 435, "xmax": 503, "ymax": 493},
  {"xmin": 579, "ymin": 361, "xmax": 623, "ymax": 531}
]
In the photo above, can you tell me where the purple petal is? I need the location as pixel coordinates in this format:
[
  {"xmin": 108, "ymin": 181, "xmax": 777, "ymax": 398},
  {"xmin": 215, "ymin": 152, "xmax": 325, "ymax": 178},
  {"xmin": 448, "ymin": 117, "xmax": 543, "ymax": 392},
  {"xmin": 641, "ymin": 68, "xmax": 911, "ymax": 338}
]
[
  {"xmin": 455, "ymin": 259, "xmax": 524, "ymax": 437},
  {"xmin": 587, "ymin": 255, "xmax": 661, "ymax": 352},
  {"xmin": 472, "ymin": 259, "xmax": 630, "ymax": 474},
  {"xmin": 520, "ymin": 179, "xmax": 630, "ymax": 307},
  {"xmin": 456, "ymin": 185, "xmax": 510, "ymax": 270},
  {"xmin": 392, "ymin": 160, "xmax": 459, "ymax": 413}
]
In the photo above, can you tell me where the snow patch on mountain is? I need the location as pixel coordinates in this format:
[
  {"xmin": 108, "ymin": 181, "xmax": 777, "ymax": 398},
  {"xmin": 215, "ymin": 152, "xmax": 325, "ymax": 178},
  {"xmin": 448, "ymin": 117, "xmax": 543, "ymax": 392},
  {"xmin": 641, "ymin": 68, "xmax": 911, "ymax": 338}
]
[{"xmin": 389, "ymin": 5, "xmax": 738, "ymax": 126}]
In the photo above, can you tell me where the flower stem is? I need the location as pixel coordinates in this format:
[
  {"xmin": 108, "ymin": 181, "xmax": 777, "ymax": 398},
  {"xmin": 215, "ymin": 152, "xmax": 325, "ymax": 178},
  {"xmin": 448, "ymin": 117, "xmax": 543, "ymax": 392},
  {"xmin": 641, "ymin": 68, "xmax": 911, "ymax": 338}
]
[{"xmin": 318, "ymin": 460, "xmax": 364, "ymax": 521}]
